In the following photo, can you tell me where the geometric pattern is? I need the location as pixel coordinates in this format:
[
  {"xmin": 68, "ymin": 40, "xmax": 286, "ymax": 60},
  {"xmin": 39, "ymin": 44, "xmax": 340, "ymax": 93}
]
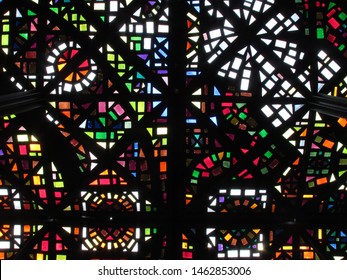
[{"xmin": 0, "ymin": 0, "xmax": 346, "ymax": 259}]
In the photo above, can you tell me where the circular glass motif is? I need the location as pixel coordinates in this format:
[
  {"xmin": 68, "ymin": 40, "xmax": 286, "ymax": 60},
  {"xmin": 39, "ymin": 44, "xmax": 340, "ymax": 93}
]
[{"xmin": 46, "ymin": 42, "xmax": 96, "ymax": 92}]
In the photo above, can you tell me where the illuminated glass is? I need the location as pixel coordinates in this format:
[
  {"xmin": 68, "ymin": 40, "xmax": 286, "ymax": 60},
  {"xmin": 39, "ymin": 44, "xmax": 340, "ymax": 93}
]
[{"xmin": 0, "ymin": 0, "xmax": 346, "ymax": 260}]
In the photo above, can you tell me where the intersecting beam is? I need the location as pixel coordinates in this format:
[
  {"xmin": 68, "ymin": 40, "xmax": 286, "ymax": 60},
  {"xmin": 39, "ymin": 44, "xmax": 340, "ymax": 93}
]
[
  {"xmin": 309, "ymin": 93, "xmax": 347, "ymax": 119},
  {"xmin": 167, "ymin": 0, "xmax": 189, "ymax": 259},
  {"xmin": 0, "ymin": 90, "xmax": 44, "ymax": 117},
  {"xmin": 1, "ymin": 211, "xmax": 346, "ymax": 229}
]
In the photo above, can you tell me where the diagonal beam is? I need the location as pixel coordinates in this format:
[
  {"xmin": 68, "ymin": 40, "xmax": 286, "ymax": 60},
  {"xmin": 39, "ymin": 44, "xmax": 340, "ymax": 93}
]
[
  {"xmin": 309, "ymin": 93, "xmax": 347, "ymax": 119},
  {"xmin": 0, "ymin": 90, "xmax": 44, "ymax": 117}
]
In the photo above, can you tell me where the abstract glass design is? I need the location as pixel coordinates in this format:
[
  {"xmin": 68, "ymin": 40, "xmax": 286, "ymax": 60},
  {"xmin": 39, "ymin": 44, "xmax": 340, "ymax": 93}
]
[{"xmin": 0, "ymin": 0, "xmax": 346, "ymax": 260}]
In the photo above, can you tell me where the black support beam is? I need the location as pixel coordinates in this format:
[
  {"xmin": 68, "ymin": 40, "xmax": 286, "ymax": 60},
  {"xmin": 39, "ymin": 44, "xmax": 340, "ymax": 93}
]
[
  {"xmin": 309, "ymin": 93, "xmax": 347, "ymax": 119},
  {"xmin": 0, "ymin": 90, "xmax": 44, "ymax": 117}
]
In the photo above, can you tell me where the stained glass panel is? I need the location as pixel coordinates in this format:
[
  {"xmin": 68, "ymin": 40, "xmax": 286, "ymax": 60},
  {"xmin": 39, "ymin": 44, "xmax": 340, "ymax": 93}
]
[{"xmin": 0, "ymin": 0, "xmax": 346, "ymax": 260}]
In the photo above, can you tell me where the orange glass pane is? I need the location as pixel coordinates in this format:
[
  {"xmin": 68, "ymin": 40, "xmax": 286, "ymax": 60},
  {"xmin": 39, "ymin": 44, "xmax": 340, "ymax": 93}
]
[
  {"xmin": 6, "ymin": 144, "xmax": 14, "ymax": 152},
  {"xmin": 323, "ymin": 139, "xmax": 334, "ymax": 149},
  {"xmin": 24, "ymin": 225, "xmax": 31, "ymax": 233},
  {"xmin": 89, "ymin": 180, "xmax": 98, "ymax": 186},
  {"xmin": 12, "ymin": 163, "xmax": 18, "ymax": 172},
  {"xmin": 79, "ymin": 70, "xmax": 89, "ymax": 76},
  {"xmin": 58, "ymin": 102, "xmax": 70, "ymax": 110},
  {"xmin": 303, "ymin": 251, "xmax": 314, "ymax": 259},
  {"xmin": 300, "ymin": 128, "xmax": 307, "ymax": 137},
  {"xmin": 316, "ymin": 177, "xmax": 328, "ymax": 185},
  {"xmin": 160, "ymin": 161, "xmax": 167, "ymax": 172},
  {"xmin": 65, "ymin": 73, "xmax": 74, "ymax": 82},
  {"xmin": 338, "ymin": 118, "xmax": 347, "ymax": 127}
]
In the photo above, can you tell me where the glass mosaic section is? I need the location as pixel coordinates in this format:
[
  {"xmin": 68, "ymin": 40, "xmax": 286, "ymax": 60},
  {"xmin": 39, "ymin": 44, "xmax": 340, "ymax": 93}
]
[{"xmin": 0, "ymin": 0, "xmax": 346, "ymax": 260}]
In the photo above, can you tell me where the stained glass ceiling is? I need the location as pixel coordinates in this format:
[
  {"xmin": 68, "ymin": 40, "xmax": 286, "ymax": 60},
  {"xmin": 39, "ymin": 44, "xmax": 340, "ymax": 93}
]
[{"xmin": 0, "ymin": 0, "xmax": 346, "ymax": 260}]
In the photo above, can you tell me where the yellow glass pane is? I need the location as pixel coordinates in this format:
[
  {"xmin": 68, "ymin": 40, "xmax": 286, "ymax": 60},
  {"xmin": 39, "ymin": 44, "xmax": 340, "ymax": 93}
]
[
  {"xmin": 30, "ymin": 144, "xmax": 41, "ymax": 152},
  {"xmin": 65, "ymin": 73, "xmax": 74, "ymax": 82},
  {"xmin": 58, "ymin": 62, "xmax": 66, "ymax": 71},
  {"xmin": 33, "ymin": 175, "xmax": 41, "ymax": 185},
  {"xmin": 224, "ymin": 233, "xmax": 232, "ymax": 241}
]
